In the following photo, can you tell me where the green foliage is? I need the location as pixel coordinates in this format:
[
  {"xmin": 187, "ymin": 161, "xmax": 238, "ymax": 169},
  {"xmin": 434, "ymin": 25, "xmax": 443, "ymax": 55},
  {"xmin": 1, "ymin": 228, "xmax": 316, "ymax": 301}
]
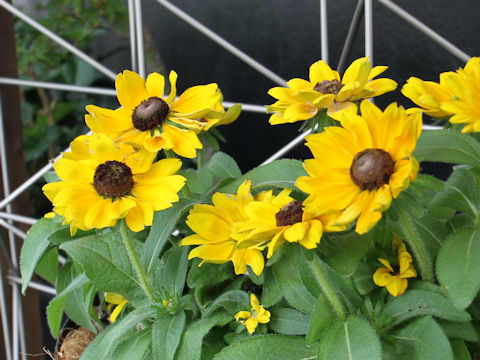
[
  {"xmin": 269, "ymin": 307, "xmax": 311, "ymax": 335},
  {"xmin": 152, "ymin": 312, "xmax": 186, "ymax": 360},
  {"xmin": 213, "ymin": 335, "xmax": 318, "ymax": 360},
  {"xmin": 318, "ymin": 315, "xmax": 382, "ymax": 360},
  {"xmin": 436, "ymin": 227, "xmax": 480, "ymax": 309}
]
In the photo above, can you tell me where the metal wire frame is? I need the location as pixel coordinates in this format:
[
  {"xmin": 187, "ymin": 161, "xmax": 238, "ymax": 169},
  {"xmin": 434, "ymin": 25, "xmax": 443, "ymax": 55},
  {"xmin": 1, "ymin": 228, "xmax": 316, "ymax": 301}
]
[{"xmin": 0, "ymin": 0, "xmax": 473, "ymax": 359}]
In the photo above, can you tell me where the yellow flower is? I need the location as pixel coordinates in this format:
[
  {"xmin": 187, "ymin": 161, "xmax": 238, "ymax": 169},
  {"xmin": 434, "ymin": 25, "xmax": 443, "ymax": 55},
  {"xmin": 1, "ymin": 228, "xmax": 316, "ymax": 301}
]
[
  {"xmin": 180, "ymin": 180, "xmax": 266, "ymax": 276},
  {"xmin": 266, "ymin": 57, "xmax": 397, "ymax": 124},
  {"xmin": 296, "ymin": 100, "xmax": 421, "ymax": 234},
  {"xmin": 42, "ymin": 133, "xmax": 186, "ymax": 233},
  {"xmin": 105, "ymin": 292, "xmax": 128, "ymax": 323},
  {"xmin": 86, "ymin": 70, "xmax": 222, "ymax": 158},
  {"xmin": 235, "ymin": 294, "xmax": 271, "ymax": 334},
  {"xmin": 373, "ymin": 237, "xmax": 417, "ymax": 297},
  {"xmin": 231, "ymin": 188, "xmax": 344, "ymax": 258},
  {"xmin": 401, "ymin": 74, "xmax": 455, "ymax": 117},
  {"xmin": 440, "ymin": 57, "xmax": 480, "ymax": 133}
]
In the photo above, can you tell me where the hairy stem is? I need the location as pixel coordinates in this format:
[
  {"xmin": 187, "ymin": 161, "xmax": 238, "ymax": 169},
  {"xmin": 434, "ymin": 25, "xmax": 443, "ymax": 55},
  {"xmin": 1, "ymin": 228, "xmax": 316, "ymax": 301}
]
[
  {"xmin": 309, "ymin": 254, "xmax": 346, "ymax": 321},
  {"xmin": 119, "ymin": 219, "xmax": 156, "ymax": 301}
]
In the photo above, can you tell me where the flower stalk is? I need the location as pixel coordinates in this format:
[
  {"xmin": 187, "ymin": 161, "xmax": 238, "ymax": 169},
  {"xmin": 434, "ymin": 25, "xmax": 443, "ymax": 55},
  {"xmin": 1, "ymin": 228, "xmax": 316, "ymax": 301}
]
[
  {"xmin": 119, "ymin": 219, "xmax": 156, "ymax": 301},
  {"xmin": 308, "ymin": 254, "xmax": 346, "ymax": 321}
]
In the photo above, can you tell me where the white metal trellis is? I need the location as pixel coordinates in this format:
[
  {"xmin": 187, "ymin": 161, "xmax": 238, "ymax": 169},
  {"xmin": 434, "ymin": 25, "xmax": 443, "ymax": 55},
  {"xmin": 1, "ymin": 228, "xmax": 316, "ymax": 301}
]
[{"xmin": 0, "ymin": 0, "xmax": 472, "ymax": 358}]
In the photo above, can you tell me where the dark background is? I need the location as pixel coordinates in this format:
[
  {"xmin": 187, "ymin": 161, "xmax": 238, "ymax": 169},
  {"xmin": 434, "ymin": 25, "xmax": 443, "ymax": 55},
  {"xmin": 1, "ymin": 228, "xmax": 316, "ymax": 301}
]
[{"xmin": 96, "ymin": 0, "xmax": 480, "ymax": 173}]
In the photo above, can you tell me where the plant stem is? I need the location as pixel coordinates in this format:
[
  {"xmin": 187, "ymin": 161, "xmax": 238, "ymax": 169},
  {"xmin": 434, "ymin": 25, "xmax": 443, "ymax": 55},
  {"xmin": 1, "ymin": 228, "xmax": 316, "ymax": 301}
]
[
  {"xmin": 309, "ymin": 254, "xmax": 346, "ymax": 321},
  {"xmin": 397, "ymin": 208, "xmax": 434, "ymax": 282},
  {"xmin": 119, "ymin": 219, "xmax": 156, "ymax": 301}
]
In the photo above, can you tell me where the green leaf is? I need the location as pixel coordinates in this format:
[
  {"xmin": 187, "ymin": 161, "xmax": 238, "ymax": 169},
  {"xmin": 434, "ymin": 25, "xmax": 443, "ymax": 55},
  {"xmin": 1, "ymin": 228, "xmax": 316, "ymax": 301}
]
[
  {"xmin": 34, "ymin": 247, "xmax": 59, "ymax": 284},
  {"xmin": 429, "ymin": 167, "xmax": 480, "ymax": 219},
  {"xmin": 20, "ymin": 217, "xmax": 66, "ymax": 293},
  {"xmin": 318, "ymin": 315, "xmax": 382, "ymax": 360},
  {"xmin": 306, "ymin": 294, "xmax": 337, "ymax": 344},
  {"xmin": 320, "ymin": 232, "xmax": 372, "ymax": 276},
  {"xmin": 61, "ymin": 231, "xmax": 148, "ymax": 305},
  {"xmin": 261, "ymin": 267, "xmax": 283, "ymax": 307},
  {"xmin": 152, "ymin": 312, "xmax": 186, "ymax": 360},
  {"xmin": 438, "ymin": 320, "xmax": 479, "ymax": 342},
  {"xmin": 218, "ymin": 159, "xmax": 307, "ymax": 194},
  {"xmin": 141, "ymin": 199, "xmax": 196, "ymax": 275},
  {"xmin": 272, "ymin": 246, "xmax": 316, "ymax": 315},
  {"xmin": 384, "ymin": 290, "xmax": 470, "ymax": 327},
  {"xmin": 414, "ymin": 129, "xmax": 480, "ymax": 169},
  {"xmin": 351, "ymin": 262, "xmax": 376, "ymax": 295},
  {"xmin": 56, "ymin": 261, "xmax": 98, "ymax": 333},
  {"xmin": 159, "ymin": 244, "xmax": 189, "ymax": 296},
  {"xmin": 206, "ymin": 151, "xmax": 242, "ymax": 180},
  {"xmin": 269, "ymin": 307, "xmax": 311, "ymax": 335},
  {"xmin": 174, "ymin": 311, "xmax": 231, "ymax": 360},
  {"xmin": 213, "ymin": 334, "xmax": 318, "ymax": 360},
  {"xmin": 187, "ymin": 260, "xmax": 233, "ymax": 288},
  {"xmin": 391, "ymin": 316, "xmax": 453, "ymax": 360},
  {"xmin": 203, "ymin": 290, "xmax": 249, "ymax": 317},
  {"xmin": 47, "ymin": 273, "xmax": 89, "ymax": 337},
  {"xmin": 450, "ymin": 340, "xmax": 472, "ymax": 360},
  {"xmin": 80, "ymin": 306, "xmax": 156, "ymax": 360},
  {"xmin": 110, "ymin": 327, "xmax": 152, "ymax": 360},
  {"xmin": 436, "ymin": 227, "xmax": 480, "ymax": 309}
]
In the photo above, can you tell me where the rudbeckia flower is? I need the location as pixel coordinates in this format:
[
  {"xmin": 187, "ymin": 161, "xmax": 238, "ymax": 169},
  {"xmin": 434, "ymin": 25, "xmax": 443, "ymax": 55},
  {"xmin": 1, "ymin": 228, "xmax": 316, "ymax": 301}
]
[
  {"xmin": 440, "ymin": 57, "xmax": 480, "ymax": 133},
  {"xmin": 180, "ymin": 180, "xmax": 265, "ymax": 276},
  {"xmin": 86, "ymin": 70, "xmax": 222, "ymax": 158},
  {"xmin": 235, "ymin": 294, "xmax": 271, "ymax": 334},
  {"xmin": 373, "ymin": 237, "xmax": 417, "ymax": 297},
  {"xmin": 105, "ymin": 292, "xmax": 128, "ymax": 323},
  {"xmin": 266, "ymin": 57, "xmax": 397, "ymax": 124},
  {"xmin": 401, "ymin": 73, "xmax": 455, "ymax": 117},
  {"xmin": 296, "ymin": 100, "xmax": 421, "ymax": 234},
  {"xmin": 43, "ymin": 133, "xmax": 186, "ymax": 233},
  {"xmin": 231, "ymin": 188, "xmax": 344, "ymax": 258}
]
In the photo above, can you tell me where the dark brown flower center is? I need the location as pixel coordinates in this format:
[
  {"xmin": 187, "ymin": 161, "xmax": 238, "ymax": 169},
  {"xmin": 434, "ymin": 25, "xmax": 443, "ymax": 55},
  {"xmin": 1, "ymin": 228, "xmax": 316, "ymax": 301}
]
[
  {"xmin": 313, "ymin": 79, "xmax": 344, "ymax": 95},
  {"xmin": 132, "ymin": 96, "xmax": 169, "ymax": 131},
  {"xmin": 275, "ymin": 201, "xmax": 303, "ymax": 227},
  {"xmin": 93, "ymin": 160, "xmax": 134, "ymax": 198},
  {"xmin": 350, "ymin": 149, "xmax": 394, "ymax": 190}
]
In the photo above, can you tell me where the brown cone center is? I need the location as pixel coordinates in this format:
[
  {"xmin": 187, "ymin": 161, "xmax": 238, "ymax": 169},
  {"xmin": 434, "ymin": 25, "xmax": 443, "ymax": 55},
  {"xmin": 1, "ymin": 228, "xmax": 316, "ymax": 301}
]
[
  {"xmin": 132, "ymin": 96, "xmax": 169, "ymax": 131},
  {"xmin": 313, "ymin": 79, "xmax": 344, "ymax": 95},
  {"xmin": 275, "ymin": 201, "xmax": 303, "ymax": 227},
  {"xmin": 93, "ymin": 161, "xmax": 134, "ymax": 198},
  {"xmin": 350, "ymin": 149, "xmax": 394, "ymax": 190}
]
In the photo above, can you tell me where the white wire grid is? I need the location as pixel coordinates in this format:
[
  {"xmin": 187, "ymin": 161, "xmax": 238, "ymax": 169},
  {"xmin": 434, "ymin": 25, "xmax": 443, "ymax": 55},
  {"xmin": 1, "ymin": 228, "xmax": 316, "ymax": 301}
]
[{"xmin": 0, "ymin": 0, "xmax": 472, "ymax": 358}]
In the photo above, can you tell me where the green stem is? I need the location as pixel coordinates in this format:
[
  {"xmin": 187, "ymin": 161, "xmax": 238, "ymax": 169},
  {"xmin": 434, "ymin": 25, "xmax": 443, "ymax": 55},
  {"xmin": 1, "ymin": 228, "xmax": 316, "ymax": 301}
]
[
  {"xmin": 397, "ymin": 208, "xmax": 434, "ymax": 282},
  {"xmin": 119, "ymin": 219, "xmax": 156, "ymax": 301},
  {"xmin": 197, "ymin": 133, "xmax": 206, "ymax": 169},
  {"xmin": 309, "ymin": 254, "xmax": 346, "ymax": 321}
]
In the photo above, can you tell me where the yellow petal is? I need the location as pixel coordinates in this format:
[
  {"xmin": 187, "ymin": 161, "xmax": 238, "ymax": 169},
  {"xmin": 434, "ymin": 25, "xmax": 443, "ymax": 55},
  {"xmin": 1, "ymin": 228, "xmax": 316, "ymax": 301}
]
[
  {"xmin": 342, "ymin": 57, "xmax": 371, "ymax": 85},
  {"xmin": 283, "ymin": 103, "xmax": 318, "ymax": 123},
  {"xmin": 309, "ymin": 60, "xmax": 339, "ymax": 83},
  {"xmin": 116, "ymin": 70, "xmax": 148, "ymax": 110},
  {"xmin": 172, "ymin": 84, "xmax": 219, "ymax": 114},
  {"xmin": 124, "ymin": 198, "xmax": 154, "ymax": 232},
  {"xmin": 235, "ymin": 311, "xmax": 251, "ymax": 322},
  {"xmin": 373, "ymin": 267, "xmax": 394, "ymax": 286},
  {"xmin": 187, "ymin": 241, "xmax": 235, "ymax": 262},
  {"xmin": 386, "ymin": 277, "xmax": 408, "ymax": 297},
  {"xmin": 244, "ymin": 318, "xmax": 259, "ymax": 334},
  {"xmin": 166, "ymin": 70, "xmax": 178, "ymax": 104},
  {"xmin": 145, "ymin": 72, "xmax": 165, "ymax": 98},
  {"xmin": 109, "ymin": 299, "xmax": 128, "ymax": 323},
  {"xmin": 105, "ymin": 292, "xmax": 126, "ymax": 305}
]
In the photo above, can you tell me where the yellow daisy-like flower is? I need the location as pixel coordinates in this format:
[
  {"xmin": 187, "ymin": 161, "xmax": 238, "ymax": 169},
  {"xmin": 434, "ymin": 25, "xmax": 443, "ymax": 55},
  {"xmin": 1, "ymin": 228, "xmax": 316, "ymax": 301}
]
[
  {"xmin": 401, "ymin": 73, "xmax": 455, "ymax": 117},
  {"xmin": 373, "ymin": 237, "xmax": 417, "ymax": 297},
  {"xmin": 266, "ymin": 57, "xmax": 397, "ymax": 124},
  {"xmin": 180, "ymin": 180, "xmax": 266, "ymax": 276},
  {"xmin": 296, "ymin": 100, "xmax": 421, "ymax": 234},
  {"xmin": 86, "ymin": 70, "xmax": 221, "ymax": 158},
  {"xmin": 105, "ymin": 292, "xmax": 128, "ymax": 323},
  {"xmin": 235, "ymin": 294, "xmax": 271, "ymax": 334},
  {"xmin": 440, "ymin": 57, "xmax": 480, "ymax": 133},
  {"xmin": 231, "ymin": 188, "xmax": 344, "ymax": 258},
  {"xmin": 42, "ymin": 133, "xmax": 186, "ymax": 233}
]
